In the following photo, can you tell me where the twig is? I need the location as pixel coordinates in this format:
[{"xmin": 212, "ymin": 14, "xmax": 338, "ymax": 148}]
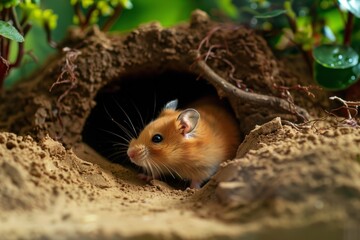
[
  {"xmin": 343, "ymin": 12, "xmax": 354, "ymax": 46},
  {"xmin": 327, "ymin": 96, "xmax": 359, "ymax": 128},
  {"xmin": 273, "ymin": 84, "xmax": 320, "ymax": 97},
  {"xmin": 329, "ymin": 96, "xmax": 359, "ymax": 119},
  {"xmin": 84, "ymin": 4, "xmax": 98, "ymax": 28},
  {"xmin": 102, "ymin": 4, "xmax": 123, "ymax": 32},
  {"xmin": 74, "ymin": 2, "xmax": 86, "ymax": 29},
  {"xmin": 44, "ymin": 22, "xmax": 57, "ymax": 48},
  {"xmin": 189, "ymin": 50, "xmax": 310, "ymax": 122}
]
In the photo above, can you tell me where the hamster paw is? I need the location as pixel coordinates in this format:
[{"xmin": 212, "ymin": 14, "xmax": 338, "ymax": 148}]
[
  {"xmin": 190, "ymin": 180, "xmax": 202, "ymax": 189},
  {"xmin": 138, "ymin": 173, "xmax": 155, "ymax": 182}
]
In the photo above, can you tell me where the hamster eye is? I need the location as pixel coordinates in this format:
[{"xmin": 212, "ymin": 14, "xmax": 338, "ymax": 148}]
[{"xmin": 151, "ymin": 134, "xmax": 163, "ymax": 143}]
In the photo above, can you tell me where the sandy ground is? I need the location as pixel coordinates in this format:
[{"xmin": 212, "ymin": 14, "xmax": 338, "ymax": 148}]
[
  {"xmin": 0, "ymin": 10, "xmax": 360, "ymax": 240},
  {"xmin": 1, "ymin": 117, "xmax": 360, "ymax": 239}
]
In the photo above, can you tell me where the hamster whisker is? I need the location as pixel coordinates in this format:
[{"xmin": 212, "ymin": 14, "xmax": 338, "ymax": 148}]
[
  {"xmin": 112, "ymin": 142, "xmax": 130, "ymax": 148},
  {"xmin": 149, "ymin": 160, "xmax": 164, "ymax": 180},
  {"xmin": 108, "ymin": 148, "xmax": 128, "ymax": 158},
  {"xmin": 180, "ymin": 164, "xmax": 198, "ymax": 181},
  {"xmin": 115, "ymin": 120, "xmax": 136, "ymax": 140},
  {"xmin": 143, "ymin": 159, "xmax": 152, "ymax": 178},
  {"xmin": 168, "ymin": 166, "xmax": 183, "ymax": 180},
  {"xmin": 130, "ymin": 100, "xmax": 145, "ymax": 129},
  {"xmin": 113, "ymin": 99, "xmax": 138, "ymax": 138},
  {"xmin": 151, "ymin": 92, "xmax": 157, "ymax": 121},
  {"xmin": 158, "ymin": 162, "xmax": 177, "ymax": 179},
  {"xmin": 145, "ymin": 159, "xmax": 156, "ymax": 180},
  {"xmin": 100, "ymin": 129, "xmax": 130, "ymax": 144},
  {"xmin": 103, "ymin": 105, "xmax": 136, "ymax": 140},
  {"xmin": 142, "ymin": 161, "xmax": 150, "ymax": 176}
]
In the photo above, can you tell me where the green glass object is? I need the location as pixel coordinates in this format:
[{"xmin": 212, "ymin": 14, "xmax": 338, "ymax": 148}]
[
  {"xmin": 314, "ymin": 62, "xmax": 360, "ymax": 90},
  {"xmin": 313, "ymin": 45, "xmax": 358, "ymax": 69},
  {"xmin": 313, "ymin": 44, "xmax": 360, "ymax": 90}
]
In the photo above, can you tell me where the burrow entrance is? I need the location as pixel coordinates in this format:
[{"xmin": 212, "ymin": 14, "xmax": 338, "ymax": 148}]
[{"xmin": 82, "ymin": 70, "xmax": 228, "ymax": 187}]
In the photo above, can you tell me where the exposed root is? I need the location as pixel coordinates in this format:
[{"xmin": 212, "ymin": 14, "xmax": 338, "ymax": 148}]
[
  {"xmin": 197, "ymin": 26, "xmax": 250, "ymax": 92},
  {"xmin": 49, "ymin": 47, "xmax": 82, "ymax": 139},
  {"xmin": 329, "ymin": 96, "xmax": 359, "ymax": 118},
  {"xmin": 282, "ymin": 101, "xmax": 359, "ymax": 132},
  {"xmin": 189, "ymin": 50, "xmax": 310, "ymax": 122},
  {"xmin": 273, "ymin": 83, "xmax": 320, "ymax": 101},
  {"xmin": 49, "ymin": 47, "xmax": 81, "ymax": 104}
]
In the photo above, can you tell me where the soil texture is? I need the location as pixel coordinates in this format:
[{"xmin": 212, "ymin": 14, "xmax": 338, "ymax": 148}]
[{"xmin": 0, "ymin": 9, "xmax": 359, "ymax": 240}]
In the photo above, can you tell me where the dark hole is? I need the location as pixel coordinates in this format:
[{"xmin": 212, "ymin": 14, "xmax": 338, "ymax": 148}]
[{"xmin": 82, "ymin": 70, "xmax": 217, "ymax": 188}]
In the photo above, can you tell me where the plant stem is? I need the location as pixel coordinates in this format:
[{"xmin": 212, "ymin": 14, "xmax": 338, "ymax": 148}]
[
  {"xmin": 0, "ymin": 57, "xmax": 9, "ymax": 91},
  {"xmin": 286, "ymin": 14, "xmax": 297, "ymax": 33},
  {"xmin": 10, "ymin": 7, "xmax": 22, "ymax": 34},
  {"xmin": 84, "ymin": 4, "xmax": 98, "ymax": 27},
  {"xmin": 23, "ymin": 23, "xmax": 31, "ymax": 36},
  {"xmin": 3, "ymin": 38, "xmax": 9, "ymax": 60},
  {"xmin": 189, "ymin": 50, "xmax": 310, "ymax": 122},
  {"xmin": 334, "ymin": 0, "xmax": 347, "ymax": 24},
  {"xmin": 0, "ymin": 8, "xmax": 8, "ymax": 58},
  {"xmin": 74, "ymin": 2, "xmax": 86, "ymax": 29},
  {"xmin": 10, "ymin": 42, "xmax": 24, "ymax": 68},
  {"xmin": 343, "ymin": 12, "xmax": 354, "ymax": 46},
  {"xmin": 102, "ymin": 4, "xmax": 123, "ymax": 32},
  {"xmin": 44, "ymin": 22, "xmax": 57, "ymax": 48}
]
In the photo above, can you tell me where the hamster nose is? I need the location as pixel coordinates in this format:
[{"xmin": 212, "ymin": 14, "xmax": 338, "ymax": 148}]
[{"xmin": 127, "ymin": 148, "xmax": 137, "ymax": 159}]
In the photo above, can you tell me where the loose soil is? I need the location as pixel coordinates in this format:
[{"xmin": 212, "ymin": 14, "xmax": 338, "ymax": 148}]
[{"xmin": 0, "ymin": 10, "xmax": 360, "ymax": 240}]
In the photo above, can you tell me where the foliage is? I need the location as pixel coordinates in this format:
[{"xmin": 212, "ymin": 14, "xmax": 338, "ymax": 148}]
[
  {"xmin": 70, "ymin": 0, "xmax": 133, "ymax": 31},
  {"xmin": 215, "ymin": 0, "xmax": 360, "ymax": 91},
  {"xmin": 0, "ymin": 0, "xmax": 58, "ymax": 89}
]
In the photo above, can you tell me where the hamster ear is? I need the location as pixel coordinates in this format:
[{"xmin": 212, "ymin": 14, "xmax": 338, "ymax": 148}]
[
  {"xmin": 164, "ymin": 99, "xmax": 178, "ymax": 110},
  {"xmin": 177, "ymin": 109, "xmax": 200, "ymax": 135}
]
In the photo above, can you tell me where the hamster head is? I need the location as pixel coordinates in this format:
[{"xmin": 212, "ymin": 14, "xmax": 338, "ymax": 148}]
[{"xmin": 126, "ymin": 99, "xmax": 200, "ymax": 177}]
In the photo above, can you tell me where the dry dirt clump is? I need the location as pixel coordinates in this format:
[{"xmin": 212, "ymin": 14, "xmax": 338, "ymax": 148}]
[
  {"xmin": 0, "ymin": 132, "xmax": 245, "ymax": 239},
  {"xmin": 0, "ymin": 132, "xmax": 112, "ymax": 212},
  {"xmin": 205, "ymin": 118, "xmax": 360, "ymax": 235},
  {"xmin": 1, "ymin": 119, "xmax": 360, "ymax": 239},
  {"xmin": 0, "ymin": 10, "xmax": 320, "ymax": 147}
]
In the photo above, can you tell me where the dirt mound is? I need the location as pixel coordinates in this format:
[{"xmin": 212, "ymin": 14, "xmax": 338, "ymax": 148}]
[{"xmin": 0, "ymin": 9, "xmax": 359, "ymax": 240}]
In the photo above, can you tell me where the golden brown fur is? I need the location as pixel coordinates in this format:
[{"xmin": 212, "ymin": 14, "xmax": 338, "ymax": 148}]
[{"xmin": 127, "ymin": 97, "xmax": 240, "ymax": 188}]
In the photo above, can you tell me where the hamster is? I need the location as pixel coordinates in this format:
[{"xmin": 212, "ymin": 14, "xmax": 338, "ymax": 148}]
[{"xmin": 127, "ymin": 97, "xmax": 240, "ymax": 188}]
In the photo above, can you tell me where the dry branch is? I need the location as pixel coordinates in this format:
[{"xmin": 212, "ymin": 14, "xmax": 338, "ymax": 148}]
[{"xmin": 189, "ymin": 50, "xmax": 310, "ymax": 122}]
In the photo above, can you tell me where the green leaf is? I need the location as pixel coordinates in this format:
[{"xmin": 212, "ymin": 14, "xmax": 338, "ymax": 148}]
[
  {"xmin": 118, "ymin": 0, "xmax": 133, "ymax": 9},
  {"xmin": 0, "ymin": 20, "xmax": 24, "ymax": 42},
  {"xmin": 70, "ymin": 0, "xmax": 78, "ymax": 5},
  {"xmin": 255, "ymin": 9, "xmax": 287, "ymax": 19},
  {"xmin": 338, "ymin": 0, "xmax": 360, "ymax": 18},
  {"xmin": 81, "ymin": 0, "xmax": 94, "ymax": 8},
  {"xmin": 216, "ymin": 0, "xmax": 238, "ymax": 18},
  {"xmin": 313, "ymin": 44, "xmax": 359, "ymax": 69},
  {"xmin": 29, "ymin": 0, "xmax": 40, "ymax": 5},
  {"xmin": 0, "ymin": 0, "xmax": 19, "ymax": 10},
  {"xmin": 284, "ymin": 0, "xmax": 296, "ymax": 20}
]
